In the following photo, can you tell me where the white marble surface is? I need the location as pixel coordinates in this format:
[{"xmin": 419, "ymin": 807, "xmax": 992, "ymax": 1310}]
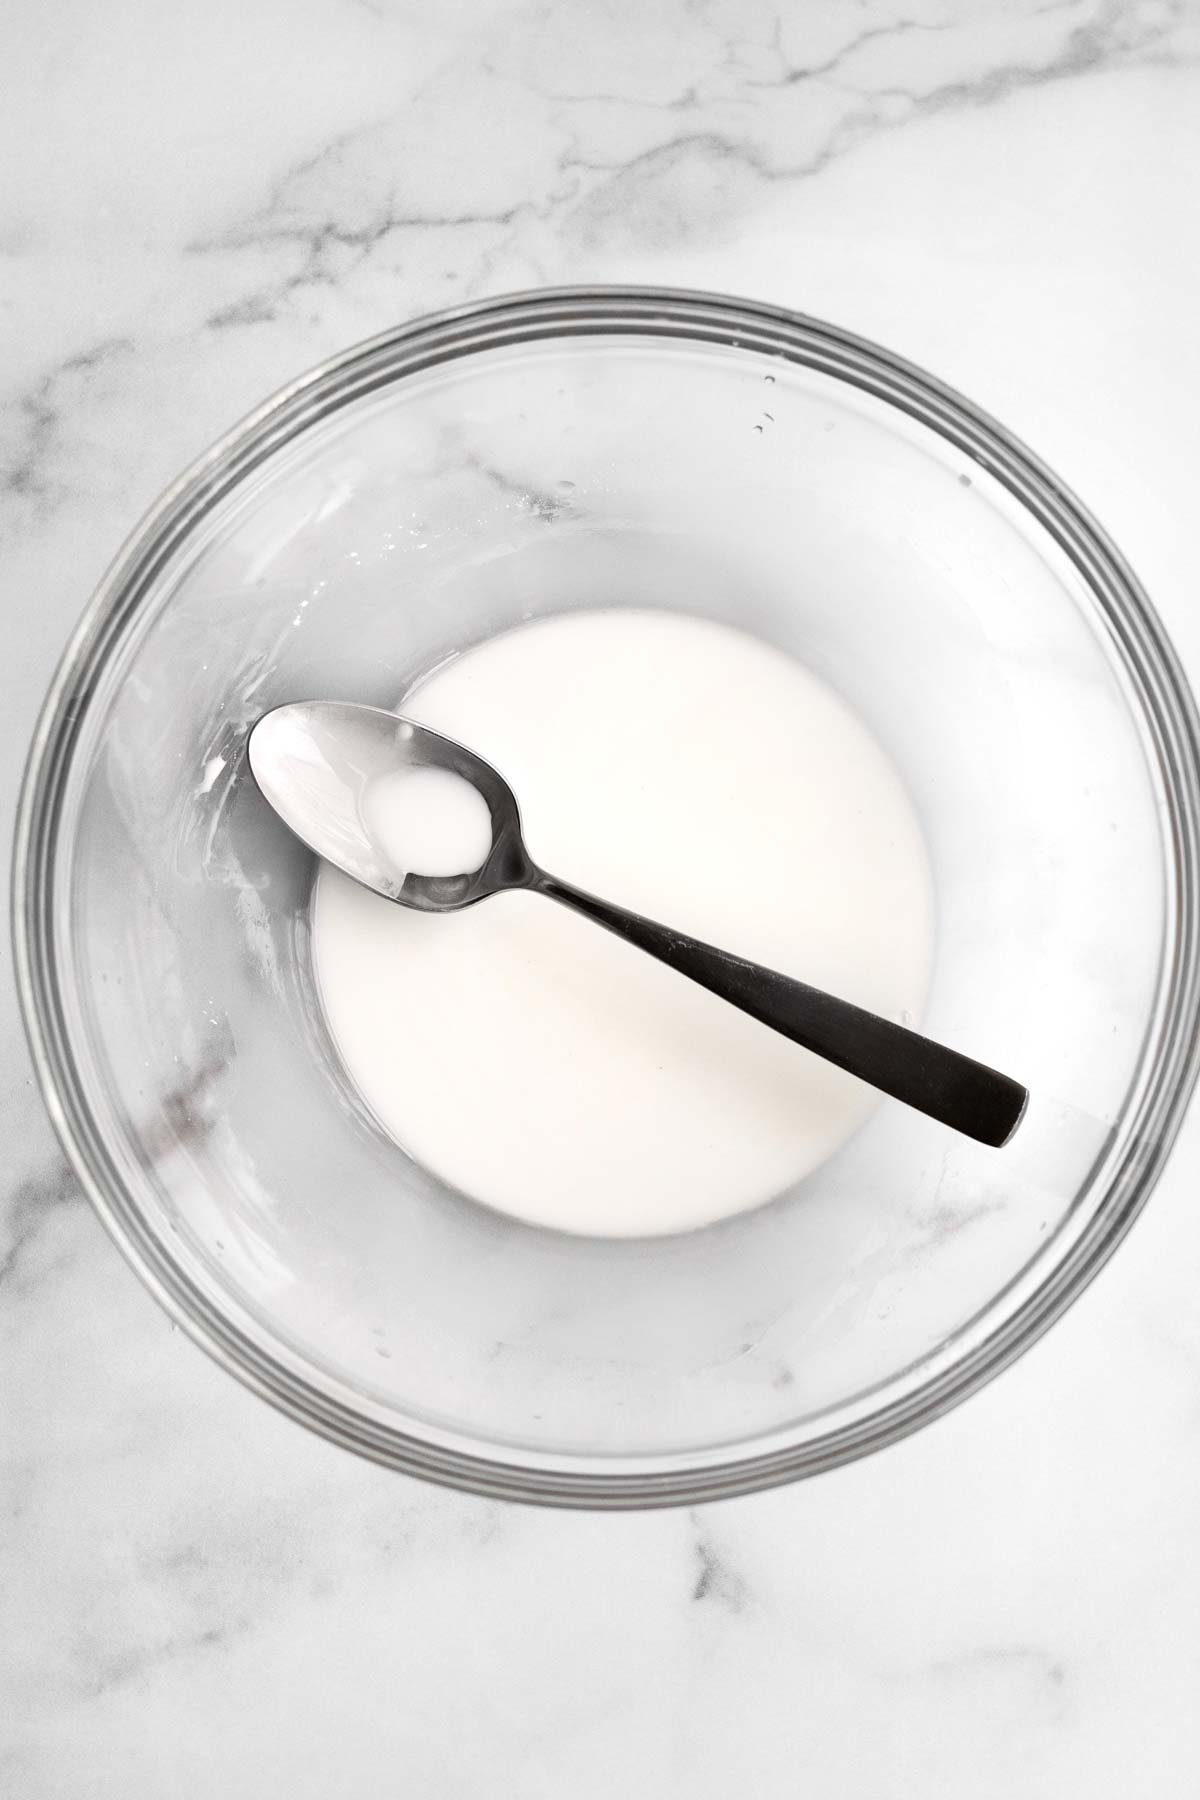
[{"xmin": 4, "ymin": 1, "xmax": 1200, "ymax": 1792}]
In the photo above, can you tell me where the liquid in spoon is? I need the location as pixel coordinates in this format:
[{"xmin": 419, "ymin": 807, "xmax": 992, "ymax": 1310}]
[{"xmin": 361, "ymin": 766, "xmax": 493, "ymax": 877}]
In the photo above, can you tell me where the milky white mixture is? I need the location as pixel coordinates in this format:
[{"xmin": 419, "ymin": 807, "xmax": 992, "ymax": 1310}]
[
  {"xmin": 313, "ymin": 608, "xmax": 934, "ymax": 1236},
  {"xmin": 362, "ymin": 764, "xmax": 493, "ymax": 877}
]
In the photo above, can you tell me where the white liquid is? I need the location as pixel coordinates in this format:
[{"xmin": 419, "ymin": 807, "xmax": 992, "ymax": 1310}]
[
  {"xmin": 314, "ymin": 609, "xmax": 934, "ymax": 1237},
  {"xmin": 362, "ymin": 766, "xmax": 492, "ymax": 876}
]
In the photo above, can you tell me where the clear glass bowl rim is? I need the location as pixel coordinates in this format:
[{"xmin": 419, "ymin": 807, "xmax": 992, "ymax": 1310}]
[{"xmin": 13, "ymin": 284, "xmax": 1200, "ymax": 1507}]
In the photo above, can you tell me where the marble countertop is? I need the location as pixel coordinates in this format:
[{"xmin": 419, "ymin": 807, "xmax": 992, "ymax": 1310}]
[{"xmin": 4, "ymin": 2, "xmax": 1200, "ymax": 1793}]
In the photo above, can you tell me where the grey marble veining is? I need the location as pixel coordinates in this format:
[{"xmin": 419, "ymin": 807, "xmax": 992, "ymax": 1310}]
[{"xmin": 4, "ymin": 0, "xmax": 1200, "ymax": 1793}]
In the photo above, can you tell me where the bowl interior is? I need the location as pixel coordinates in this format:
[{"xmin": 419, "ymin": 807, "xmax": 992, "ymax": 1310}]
[{"xmin": 30, "ymin": 302, "xmax": 1191, "ymax": 1496}]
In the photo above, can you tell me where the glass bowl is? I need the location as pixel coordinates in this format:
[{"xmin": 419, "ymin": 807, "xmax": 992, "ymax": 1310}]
[{"xmin": 15, "ymin": 288, "xmax": 1200, "ymax": 1506}]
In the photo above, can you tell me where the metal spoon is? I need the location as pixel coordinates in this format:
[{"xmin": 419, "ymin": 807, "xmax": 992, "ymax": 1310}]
[{"xmin": 248, "ymin": 702, "xmax": 1028, "ymax": 1148}]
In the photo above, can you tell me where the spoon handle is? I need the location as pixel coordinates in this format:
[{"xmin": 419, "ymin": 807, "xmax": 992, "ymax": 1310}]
[{"xmin": 535, "ymin": 872, "xmax": 1027, "ymax": 1148}]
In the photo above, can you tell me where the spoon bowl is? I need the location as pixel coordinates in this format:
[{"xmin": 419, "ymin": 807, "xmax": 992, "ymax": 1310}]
[{"xmin": 249, "ymin": 702, "xmax": 534, "ymax": 912}]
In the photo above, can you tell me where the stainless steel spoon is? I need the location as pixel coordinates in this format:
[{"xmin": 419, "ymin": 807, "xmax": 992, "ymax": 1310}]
[{"xmin": 248, "ymin": 702, "xmax": 1028, "ymax": 1148}]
